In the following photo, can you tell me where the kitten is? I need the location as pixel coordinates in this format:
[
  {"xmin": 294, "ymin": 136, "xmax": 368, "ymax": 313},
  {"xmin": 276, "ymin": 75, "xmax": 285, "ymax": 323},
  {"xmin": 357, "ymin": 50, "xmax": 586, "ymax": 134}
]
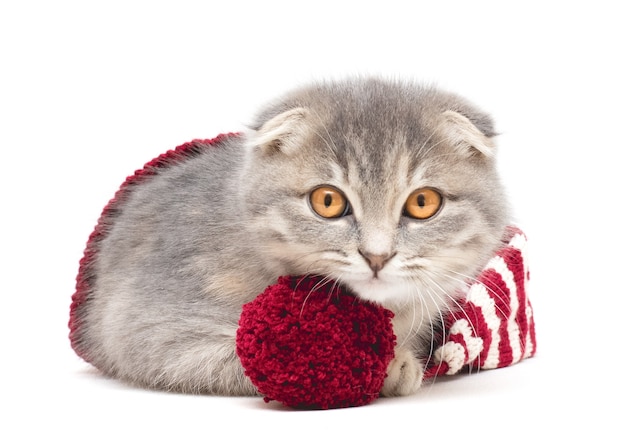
[{"xmin": 70, "ymin": 77, "xmax": 510, "ymax": 396}]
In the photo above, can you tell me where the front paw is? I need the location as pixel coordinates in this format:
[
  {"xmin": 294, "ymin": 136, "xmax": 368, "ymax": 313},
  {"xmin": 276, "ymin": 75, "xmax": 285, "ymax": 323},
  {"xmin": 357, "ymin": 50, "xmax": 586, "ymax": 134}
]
[{"xmin": 381, "ymin": 348, "xmax": 424, "ymax": 396}]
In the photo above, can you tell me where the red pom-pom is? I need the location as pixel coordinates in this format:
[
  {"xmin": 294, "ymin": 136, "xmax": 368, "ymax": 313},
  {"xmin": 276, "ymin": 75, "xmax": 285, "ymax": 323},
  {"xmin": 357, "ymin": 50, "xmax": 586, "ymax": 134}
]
[{"xmin": 236, "ymin": 276, "xmax": 396, "ymax": 409}]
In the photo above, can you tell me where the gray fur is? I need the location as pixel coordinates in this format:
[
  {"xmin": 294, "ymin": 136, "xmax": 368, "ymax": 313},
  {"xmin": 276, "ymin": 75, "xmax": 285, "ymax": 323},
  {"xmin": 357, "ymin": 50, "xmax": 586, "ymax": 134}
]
[{"xmin": 76, "ymin": 77, "xmax": 510, "ymax": 396}]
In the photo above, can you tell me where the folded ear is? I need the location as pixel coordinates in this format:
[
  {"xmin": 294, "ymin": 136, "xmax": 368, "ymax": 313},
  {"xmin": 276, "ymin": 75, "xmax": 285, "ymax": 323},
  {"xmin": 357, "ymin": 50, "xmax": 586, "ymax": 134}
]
[
  {"xmin": 440, "ymin": 110, "xmax": 495, "ymax": 158},
  {"xmin": 248, "ymin": 107, "xmax": 309, "ymax": 156}
]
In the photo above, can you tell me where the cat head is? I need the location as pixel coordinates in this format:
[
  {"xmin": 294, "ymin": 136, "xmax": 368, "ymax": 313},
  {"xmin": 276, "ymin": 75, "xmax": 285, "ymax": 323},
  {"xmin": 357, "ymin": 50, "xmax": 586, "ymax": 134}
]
[{"xmin": 240, "ymin": 78, "xmax": 510, "ymax": 311}]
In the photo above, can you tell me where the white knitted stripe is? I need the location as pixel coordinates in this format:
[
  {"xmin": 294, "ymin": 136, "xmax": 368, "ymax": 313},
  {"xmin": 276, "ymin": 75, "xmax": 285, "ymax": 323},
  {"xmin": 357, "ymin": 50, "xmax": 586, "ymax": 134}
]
[
  {"xmin": 509, "ymin": 232, "xmax": 534, "ymax": 360},
  {"xmin": 508, "ymin": 232, "xmax": 528, "ymax": 270},
  {"xmin": 433, "ymin": 342, "xmax": 466, "ymax": 375},
  {"xmin": 523, "ymin": 298, "xmax": 535, "ymax": 359},
  {"xmin": 485, "ymin": 254, "xmax": 521, "ymax": 365},
  {"xmin": 483, "ymin": 255, "xmax": 517, "ymax": 304},
  {"xmin": 467, "ymin": 282, "xmax": 501, "ymax": 369},
  {"xmin": 509, "ymin": 232, "xmax": 532, "ymax": 362},
  {"xmin": 448, "ymin": 318, "xmax": 484, "ymax": 366}
]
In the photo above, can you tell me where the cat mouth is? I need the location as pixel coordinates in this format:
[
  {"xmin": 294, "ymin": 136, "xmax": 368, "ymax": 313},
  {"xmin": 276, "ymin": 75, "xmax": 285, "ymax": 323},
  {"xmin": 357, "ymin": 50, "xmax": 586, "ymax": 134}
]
[{"xmin": 341, "ymin": 274, "xmax": 407, "ymax": 305}]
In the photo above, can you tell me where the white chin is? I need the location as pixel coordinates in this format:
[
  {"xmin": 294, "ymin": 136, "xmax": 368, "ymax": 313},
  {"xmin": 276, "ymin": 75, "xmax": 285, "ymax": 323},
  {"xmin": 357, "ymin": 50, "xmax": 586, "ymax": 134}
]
[{"xmin": 344, "ymin": 277, "xmax": 413, "ymax": 307}]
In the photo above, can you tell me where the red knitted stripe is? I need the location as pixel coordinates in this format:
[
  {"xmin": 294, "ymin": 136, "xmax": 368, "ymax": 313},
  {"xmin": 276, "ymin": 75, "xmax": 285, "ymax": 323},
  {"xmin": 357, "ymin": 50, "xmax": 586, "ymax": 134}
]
[
  {"xmin": 512, "ymin": 272, "xmax": 531, "ymax": 358},
  {"xmin": 68, "ymin": 133, "xmax": 241, "ymax": 358},
  {"xmin": 424, "ymin": 360, "xmax": 450, "ymax": 378},
  {"xmin": 466, "ymin": 304, "xmax": 491, "ymax": 370},
  {"xmin": 504, "ymin": 225, "xmax": 524, "ymax": 241},
  {"xmin": 480, "ymin": 268, "xmax": 512, "ymax": 320},
  {"xmin": 500, "ymin": 245, "xmax": 531, "ymax": 363},
  {"xmin": 496, "ymin": 244, "xmax": 530, "ymax": 368},
  {"xmin": 479, "ymin": 268, "xmax": 512, "ymax": 368},
  {"xmin": 500, "ymin": 246, "xmax": 525, "ymax": 301},
  {"xmin": 528, "ymin": 311, "xmax": 537, "ymax": 357}
]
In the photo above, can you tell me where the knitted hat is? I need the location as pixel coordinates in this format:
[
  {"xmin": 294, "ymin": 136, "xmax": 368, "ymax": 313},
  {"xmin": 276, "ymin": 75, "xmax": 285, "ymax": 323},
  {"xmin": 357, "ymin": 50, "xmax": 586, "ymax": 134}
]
[
  {"xmin": 424, "ymin": 226, "xmax": 536, "ymax": 378},
  {"xmin": 69, "ymin": 134, "xmax": 537, "ymax": 402}
]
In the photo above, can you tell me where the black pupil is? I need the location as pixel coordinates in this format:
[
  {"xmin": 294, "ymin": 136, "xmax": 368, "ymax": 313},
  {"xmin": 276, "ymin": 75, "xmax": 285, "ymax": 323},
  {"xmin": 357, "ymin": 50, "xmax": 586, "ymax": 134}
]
[
  {"xmin": 324, "ymin": 193, "xmax": 333, "ymax": 207},
  {"xmin": 417, "ymin": 193, "xmax": 426, "ymax": 207}
]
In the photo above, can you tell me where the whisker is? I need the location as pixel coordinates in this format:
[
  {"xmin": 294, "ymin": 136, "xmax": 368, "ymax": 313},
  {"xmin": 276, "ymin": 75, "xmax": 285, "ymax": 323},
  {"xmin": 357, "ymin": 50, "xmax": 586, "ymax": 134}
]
[
  {"xmin": 417, "ymin": 269, "xmax": 483, "ymax": 376},
  {"xmin": 415, "ymin": 130, "xmax": 441, "ymax": 159},
  {"xmin": 394, "ymin": 278, "xmax": 421, "ymax": 350},
  {"xmin": 418, "ymin": 278, "xmax": 450, "ymax": 382},
  {"xmin": 438, "ymin": 267, "xmax": 513, "ymax": 317}
]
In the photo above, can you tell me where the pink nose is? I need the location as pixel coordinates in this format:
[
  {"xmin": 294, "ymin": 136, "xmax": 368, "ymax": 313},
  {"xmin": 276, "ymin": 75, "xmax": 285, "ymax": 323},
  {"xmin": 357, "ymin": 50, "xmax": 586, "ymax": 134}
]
[{"xmin": 359, "ymin": 251, "xmax": 395, "ymax": 275}]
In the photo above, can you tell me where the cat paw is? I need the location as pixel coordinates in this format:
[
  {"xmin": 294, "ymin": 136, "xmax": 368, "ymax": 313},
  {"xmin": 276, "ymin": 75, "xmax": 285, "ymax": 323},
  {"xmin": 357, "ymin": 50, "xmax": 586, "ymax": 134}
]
[{"xmin": 381, "ymin": 348, "xmax": 424, "ymax": 396}]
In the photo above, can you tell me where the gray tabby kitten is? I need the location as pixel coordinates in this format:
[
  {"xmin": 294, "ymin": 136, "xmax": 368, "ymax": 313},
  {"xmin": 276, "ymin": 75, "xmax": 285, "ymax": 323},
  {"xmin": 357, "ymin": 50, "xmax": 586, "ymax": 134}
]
[{"xmin": 73, "ymin": 77, "xmax": 509, "ymax": 397}]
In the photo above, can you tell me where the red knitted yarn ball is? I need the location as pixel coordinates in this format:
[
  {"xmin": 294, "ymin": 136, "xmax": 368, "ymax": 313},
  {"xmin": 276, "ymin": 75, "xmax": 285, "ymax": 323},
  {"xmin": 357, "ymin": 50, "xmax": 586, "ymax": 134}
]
[{"xmin": 236, "ymin": 275, "xmax": 396, "ymax": 409}]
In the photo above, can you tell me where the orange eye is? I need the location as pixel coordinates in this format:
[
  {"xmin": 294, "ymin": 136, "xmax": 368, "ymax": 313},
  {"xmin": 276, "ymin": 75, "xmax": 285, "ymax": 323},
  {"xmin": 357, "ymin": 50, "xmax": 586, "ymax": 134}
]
[
  {"xmin": 309, "ymin": 186, "xmax": 350, "ymax": 218},
  {"xmin": 404, "ymin": 188, "xmax": 442, "ymax": 219}
]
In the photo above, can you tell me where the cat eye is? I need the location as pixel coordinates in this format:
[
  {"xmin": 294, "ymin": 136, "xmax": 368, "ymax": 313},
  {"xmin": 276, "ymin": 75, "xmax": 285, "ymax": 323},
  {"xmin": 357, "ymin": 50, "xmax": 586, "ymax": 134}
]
[
  {"xmin": 309, "ymin": 186, "xmax": 351, "ymax": 219},
  {"xmin": 404, "ymin": 188, "xmax": 442, "ymax": 220}
]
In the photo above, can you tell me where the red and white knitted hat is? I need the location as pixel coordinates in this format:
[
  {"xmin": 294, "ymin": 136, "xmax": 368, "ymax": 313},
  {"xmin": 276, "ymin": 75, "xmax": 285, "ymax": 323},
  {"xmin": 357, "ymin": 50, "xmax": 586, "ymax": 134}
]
[
  {"xmin": 424, "ymin": 226, "xmax": 536, "ymax": 379},
  {"xmin": 69, "ymin": 134, "xmax": 536, "ymax": 386}
]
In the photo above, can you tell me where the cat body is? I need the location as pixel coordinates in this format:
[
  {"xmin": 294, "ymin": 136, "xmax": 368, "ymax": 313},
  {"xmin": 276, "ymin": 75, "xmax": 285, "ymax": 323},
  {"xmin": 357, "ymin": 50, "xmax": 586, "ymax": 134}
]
[{"xmin": 71, "ymin": 78, "xmax": 510, "ymax": 396}]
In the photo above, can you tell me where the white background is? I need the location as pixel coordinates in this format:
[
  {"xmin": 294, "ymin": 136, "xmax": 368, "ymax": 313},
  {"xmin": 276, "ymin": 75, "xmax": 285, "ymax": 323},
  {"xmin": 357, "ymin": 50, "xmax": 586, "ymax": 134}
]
[{"xmin": 2, "ymin": 1, "xmax": 624, "ymax": 437}]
